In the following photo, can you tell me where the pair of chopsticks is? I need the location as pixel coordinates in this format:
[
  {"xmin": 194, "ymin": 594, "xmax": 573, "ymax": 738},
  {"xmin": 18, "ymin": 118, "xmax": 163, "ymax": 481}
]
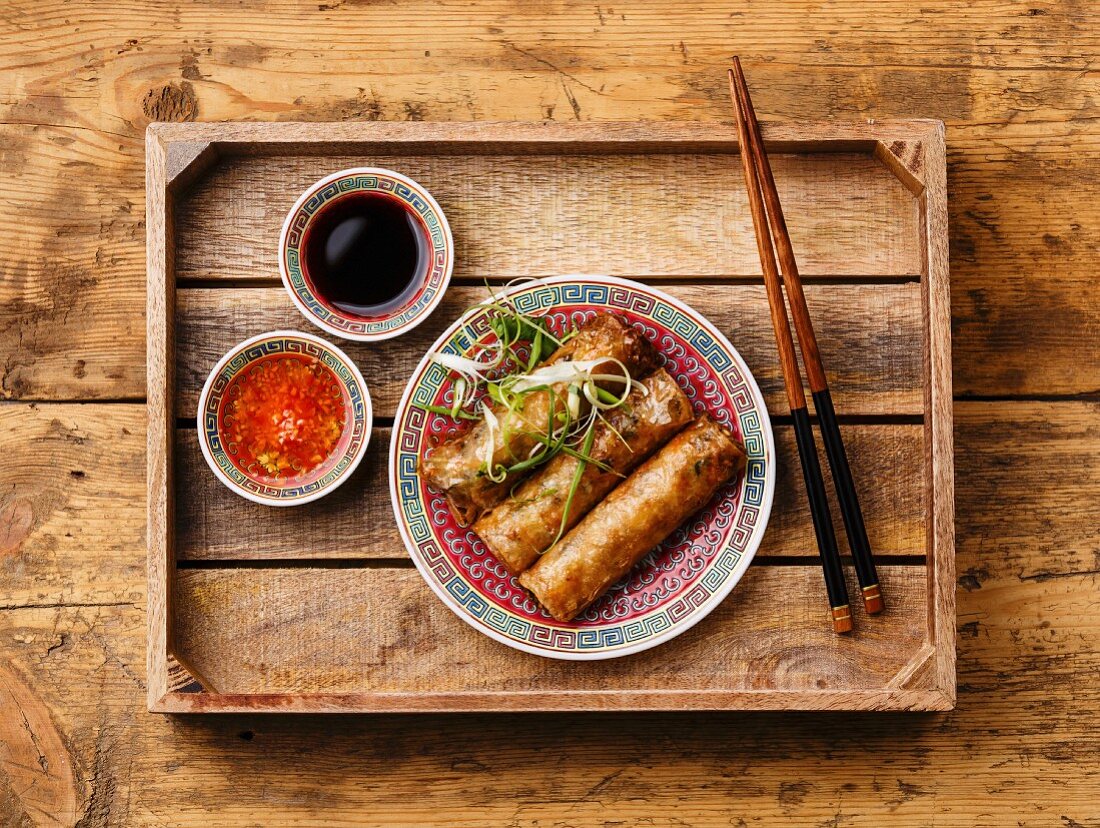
[{"xmin": 728, "ymin": 58, "xmax": 883, "ymax": 634}]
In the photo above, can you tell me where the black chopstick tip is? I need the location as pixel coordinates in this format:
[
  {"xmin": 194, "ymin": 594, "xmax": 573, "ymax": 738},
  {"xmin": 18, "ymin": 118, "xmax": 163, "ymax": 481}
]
[{"xmin": 831, "ymin": 605, "xmax": 854, "ymax": 634}]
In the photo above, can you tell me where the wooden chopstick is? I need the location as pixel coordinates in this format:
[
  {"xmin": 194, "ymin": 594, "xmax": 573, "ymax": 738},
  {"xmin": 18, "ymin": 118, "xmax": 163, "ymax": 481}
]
[
  {"xmin": 726, "ymin": 68, "xmax": 852, "ymax": 635},
  {"xmin": 730, "ymin": 57, "xmax": 884, "ymax": 616}
]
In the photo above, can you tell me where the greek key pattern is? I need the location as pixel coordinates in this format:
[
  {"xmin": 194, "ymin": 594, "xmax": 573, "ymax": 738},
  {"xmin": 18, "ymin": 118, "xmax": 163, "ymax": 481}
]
[
  {"xmin": 392, "ymin": 278, "xmax": 772, "ymax": 654},
  {"xmin": 202, "ymin": 336, "xmax": 367, "ymax": 503},
  {"xmin": 283, "ymin": 172, "xmax": 450, "ymax": 336}
]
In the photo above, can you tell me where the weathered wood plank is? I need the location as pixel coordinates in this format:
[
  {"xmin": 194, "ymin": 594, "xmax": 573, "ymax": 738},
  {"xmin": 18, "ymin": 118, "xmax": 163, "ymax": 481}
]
[
  {"xmin": 175, "ymin": 283, "xmax": 925, "ymax": 418},
  {"xmin": 919, "ymin": 121, "xmax": 956, "ymax": 702},
  {"xmin": 5, "ymin": 120, "xmax": 1093, "ymax": 400},
  {"xmin": 0, "ymin": 403, "xmax": 144, "ymax": 609},
  {"xmin": 1, "ymin": 0, "xmax": 1097, "ymax": 817},
  {"xmin": 174, "ymin": 149, "xmax": 920, "ymax": 281},
  {"xmin": 6, "ymin": 401, "xmax": 1093, "ymax": 609},
  {"xmin": 146, "ymin": 127, "xmax": 175, "ymax": 708},
  {"xmin": 0, "ymin": 123, "xmax": 146, "ymax": 401},
  {"xmin": 0, "ymin": 662, "xmax": 80, "ymax": 825},
  {"xmin": 3, "ymin": 0, "xmax": 1099, "ymax": 404},
  {"xmin": 955, "ymin": 401, "xmax": 1100, "ymax": 583},
  {"xmin": 170, "ymin": 565, "xmax": 928, "ymax": 696},
  {"xmin": 948, "ymin": 129, "xmax": 1100, "ymax": 398},
  {"xmin": 175, "ymin": 423, "xmax": 926, "ymax": 560},
  {"xmin": 1, "ymin": 555, "xmax": 1096, "ymax": 824},
  {"xmin": 6, "ymin": 2, "xmax": 1095, "ymax": 130}
]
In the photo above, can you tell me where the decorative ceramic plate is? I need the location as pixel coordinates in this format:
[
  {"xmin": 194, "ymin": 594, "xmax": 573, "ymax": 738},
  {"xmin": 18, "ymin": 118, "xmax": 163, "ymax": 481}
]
[
  {"xmin": 278, "ymin": 167, "xmax": 453, "ymax": 341},
  {"xmin": 198, "ymin": 330, "xmax": 372, "ymax": 506},
  {"xmin": 390, "ymin": 276, "xmax": 775, "ymax": 660}
]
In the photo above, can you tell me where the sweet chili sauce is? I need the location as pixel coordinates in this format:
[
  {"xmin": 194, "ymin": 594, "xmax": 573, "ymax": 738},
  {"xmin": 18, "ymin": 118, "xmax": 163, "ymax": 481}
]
[{"xmin": 225, "ymin": 356, "xmax": 346, "ymax": 478}]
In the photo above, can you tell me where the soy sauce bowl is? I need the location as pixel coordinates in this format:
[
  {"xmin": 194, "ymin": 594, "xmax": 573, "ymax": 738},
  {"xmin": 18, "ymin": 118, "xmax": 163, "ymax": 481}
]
[
  {"xmin": 197, "ymin": 330, "xmax": 372, "ymax": 507},
  {"xmin": 278, "ymin": 167, "xmax": 453, "ymax": 342}
]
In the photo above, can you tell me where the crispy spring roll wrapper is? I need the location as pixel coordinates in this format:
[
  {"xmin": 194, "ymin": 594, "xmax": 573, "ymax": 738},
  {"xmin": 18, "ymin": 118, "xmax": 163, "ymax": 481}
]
[
  {"xmin": 519, "ymin": 416, "xmax": 747, "ymax": 622},
  {"xmin": 474, "ymin": 369, "xmax": 693, "ymax": 575},
  {"xmin": 420, "ymin": 313, "xmax": 659, "ymax": 525}
]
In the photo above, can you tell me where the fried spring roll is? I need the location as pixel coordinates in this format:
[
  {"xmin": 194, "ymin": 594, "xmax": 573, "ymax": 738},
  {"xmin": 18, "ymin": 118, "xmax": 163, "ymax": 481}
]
[
  {"xmin": 474, "ymin": 369, "xmax": 693, "ymax": 574},
  {"xmin": 420, "ymin": 313, "xmax": 658, "ymax": 525},
  {"xmin": 519, "ymin": 416, "xmax": 746, "ymax": 622}
]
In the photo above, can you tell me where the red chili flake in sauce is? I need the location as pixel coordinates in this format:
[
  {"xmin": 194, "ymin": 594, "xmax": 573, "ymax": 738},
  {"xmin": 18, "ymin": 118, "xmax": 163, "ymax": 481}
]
[{"xmin": 226, "ymin": 357, "xmax": 346, "ymax": 478}]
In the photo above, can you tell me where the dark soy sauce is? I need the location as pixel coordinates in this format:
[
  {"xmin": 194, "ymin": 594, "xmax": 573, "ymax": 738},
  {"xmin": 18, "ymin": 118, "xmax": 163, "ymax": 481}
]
[{"xmin": 301, "ymin": 192, "xmax": 429, "ymax": 317}]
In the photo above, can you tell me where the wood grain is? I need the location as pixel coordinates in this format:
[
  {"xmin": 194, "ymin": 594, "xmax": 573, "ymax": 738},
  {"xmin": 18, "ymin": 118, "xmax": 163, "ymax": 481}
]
[
  {"xmin": 3, "ymin": 0, "xmax": 1098, "ymax": 821},
  {"xmin": 175, "ymin": 423, "xmax": 926, "ymax": 560},
  {"xmin": 918, "ymin": 122, "xmax": 956, "ymax": 702},
  {"xmin": 948, "ymin": 129, "xmax": 1100, "ymax": 398},
  {"xmin": 170, "ymin": 565, "xmax": 928, "ymax": 699},
  {"xmin": 954, "ymin": 401, "xmax": 1100, "ymax": 582},
  {"xmin": 145, "ymin": 128, "xmax": 174, "ymax": 708},
  {"xmin": 0, "ymin": 403, "xmax": 144, "ymax": 609},
  {"xmin": 174, "ymin": 149, "xmax": 920, "ymax": 282},
  {"xmin": 2, "ymin": 591, "xmax": 1095, "ymax": 826},
  {"xmin": 1, "ymin": 398, "xmax": 1098, "ymax": 820},
  {"xmin": 3, "ymin": 120, "xmax": 1090, "ymax": 401},
  {"xmin": 175, "ymin": 283, "xmax": 925, "ymax": 418},
  {"xmin": 7, "ymin": 401, "xmax": 1094, "ymax": 613},
  {"xmin": 2, "ymin": 7, "xmax": 1097, "ymax": 401},
  {"xmin": 0, "ymin": 664, "xmax": 79, "ymax": 826}
]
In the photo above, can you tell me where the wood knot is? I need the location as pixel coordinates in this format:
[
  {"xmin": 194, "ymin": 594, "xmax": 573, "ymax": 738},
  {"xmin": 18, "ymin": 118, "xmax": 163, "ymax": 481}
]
[{"xmin": 142, "ymin": 82, "xmax": 197, "ymax": 122}]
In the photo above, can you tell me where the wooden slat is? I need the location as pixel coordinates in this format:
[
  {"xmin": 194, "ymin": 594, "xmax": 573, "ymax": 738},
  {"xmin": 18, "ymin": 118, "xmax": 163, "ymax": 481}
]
[
  {"xmin": 151, "ymin": 119, "xmax": 931, "ymax": 150},
  {"xmin": 5, "ymin": 401, "xmax": 1093, "ymax": 611},
  {"xmin": 176, "ymin": 423, "xmax": 925, "ymax": 560},
  {"xmin": 918, "ymin": 122, "xmax": 956, "ymax": 702},
  {"xmin": 146, "ymin": 128, "xmax": 175, "ymax": 710},
  {"xmin": 170, "ymin": 565, "xmax": 927, "ymax": 698},
  {"xmin": 174, "ymin": 149, "xmax": 920, "ymax": 281},
  {"xmin": 175, "ymin": 283, "xmax": 924, "ymax": 418}
]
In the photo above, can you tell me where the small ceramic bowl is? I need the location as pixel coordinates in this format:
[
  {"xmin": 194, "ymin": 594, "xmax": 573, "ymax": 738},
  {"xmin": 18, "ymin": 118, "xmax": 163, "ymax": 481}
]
[
  {"xmin": 278, "ymin": 167, "xmax": 453, "ymax": 342},
  {"xmin": 197, "ymin": 330, "xmax": 372, "ymax": 506}
]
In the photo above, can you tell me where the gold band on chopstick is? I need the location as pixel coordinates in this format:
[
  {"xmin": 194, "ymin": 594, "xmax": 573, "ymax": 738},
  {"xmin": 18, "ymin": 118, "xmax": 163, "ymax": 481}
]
[
  {"xmin": 861, "ymin": 584, "xmax": 885, "ymax": 616},
  {"xmin": 831, "ymin": 604, "xmax": 853, "ymax": 634}
]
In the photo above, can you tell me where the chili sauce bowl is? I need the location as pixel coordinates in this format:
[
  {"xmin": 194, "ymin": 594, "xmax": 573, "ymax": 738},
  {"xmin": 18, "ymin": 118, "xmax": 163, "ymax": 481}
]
[{"xmin": 197, "ymin": 330, "xmax": 372, "ymax": 506}]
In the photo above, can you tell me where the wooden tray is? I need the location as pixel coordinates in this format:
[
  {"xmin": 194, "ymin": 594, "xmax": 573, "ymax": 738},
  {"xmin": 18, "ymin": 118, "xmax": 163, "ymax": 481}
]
[{"xmin": 146, "ymin": 120, "xmax": 954, "ymax": 713}]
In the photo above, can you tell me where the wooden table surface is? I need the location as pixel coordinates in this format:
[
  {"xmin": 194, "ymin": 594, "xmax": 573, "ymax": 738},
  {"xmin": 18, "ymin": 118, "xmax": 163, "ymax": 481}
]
[{"xmin": 1, "ymin": 2, "xmax": 1097, "ymax": 825}]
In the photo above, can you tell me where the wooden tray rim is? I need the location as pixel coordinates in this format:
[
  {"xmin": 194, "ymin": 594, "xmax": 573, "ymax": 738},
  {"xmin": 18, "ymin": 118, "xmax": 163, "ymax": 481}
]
[{"xmin": 146, "ymin": 118, "xmax": 954, "ymax": 713}]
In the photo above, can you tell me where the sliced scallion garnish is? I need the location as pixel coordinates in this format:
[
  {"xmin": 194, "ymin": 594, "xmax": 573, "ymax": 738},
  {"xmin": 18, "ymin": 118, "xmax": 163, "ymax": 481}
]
[{"xmin": 425, "ymin": 279, "xmax": 642, "ymax": 499}]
